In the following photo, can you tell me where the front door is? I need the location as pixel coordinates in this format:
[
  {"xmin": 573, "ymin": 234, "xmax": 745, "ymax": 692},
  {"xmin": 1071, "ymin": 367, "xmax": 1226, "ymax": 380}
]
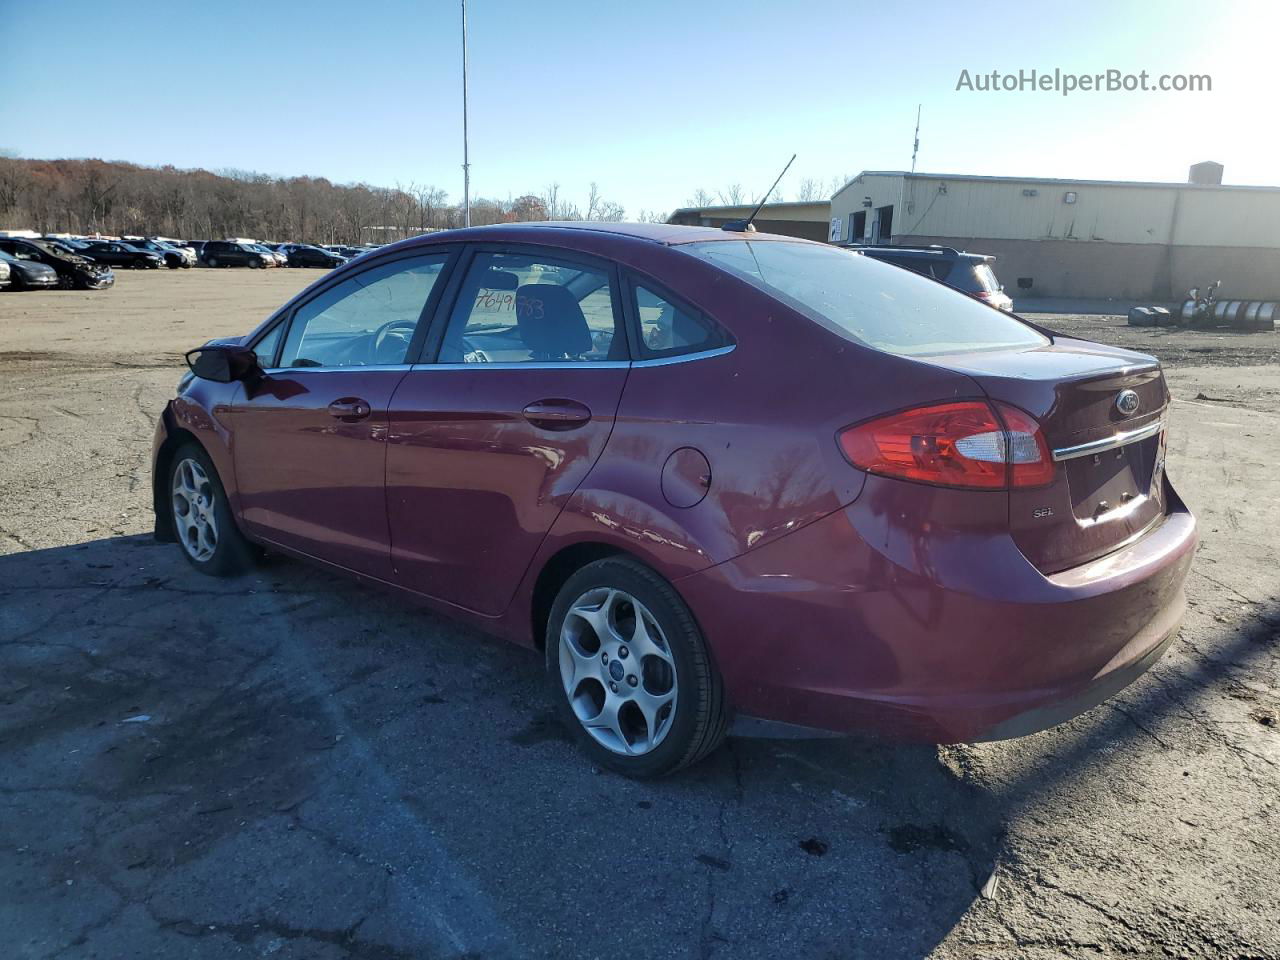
[
  {"xmin": 386, "ymin": 248, "xmax": 630, "ymax": 615},
  {"xmin": 232, "ymin": 252, "xmax": 452, "ymax": 578}
]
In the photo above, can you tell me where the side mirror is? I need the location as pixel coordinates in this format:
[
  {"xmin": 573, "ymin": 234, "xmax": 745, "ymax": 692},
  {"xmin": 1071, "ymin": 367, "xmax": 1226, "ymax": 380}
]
[{"xmin": 185, "ymin": 344, "xmax": 260, "ymax": 383}]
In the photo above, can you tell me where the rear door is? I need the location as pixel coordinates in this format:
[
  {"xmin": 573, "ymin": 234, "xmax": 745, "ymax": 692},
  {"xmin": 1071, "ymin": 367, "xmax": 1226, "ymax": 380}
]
[
  {"xmin": 231, "ymin": 251, "xmax": 454, "ymax": 578},
  {"xmin": 385, "ymin": 246, "xmax": 630, "ymax": 615}
]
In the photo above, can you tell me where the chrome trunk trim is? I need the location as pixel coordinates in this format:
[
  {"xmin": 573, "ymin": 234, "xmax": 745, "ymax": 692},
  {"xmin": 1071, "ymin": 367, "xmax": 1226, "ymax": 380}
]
[{"xmin": 1051, "ymin": 419, "xmax": 1164, "ymax": 462}]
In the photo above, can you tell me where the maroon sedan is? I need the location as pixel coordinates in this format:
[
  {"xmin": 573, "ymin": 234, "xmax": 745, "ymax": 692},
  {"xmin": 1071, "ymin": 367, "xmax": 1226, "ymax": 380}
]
[{"xmin": 151, "ymin": 222, "xmax": 1195, "ymax": 777}]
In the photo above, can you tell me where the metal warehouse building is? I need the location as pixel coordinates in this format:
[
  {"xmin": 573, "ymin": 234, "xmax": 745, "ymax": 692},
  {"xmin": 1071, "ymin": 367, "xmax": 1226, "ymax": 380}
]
[
  {"xmin": 829, "ymin": 164, "xmax": 1280, "ymax": 301},
  {"xmin": 666, "ymin": 200, "xmax": 831, "ymax": 242}
]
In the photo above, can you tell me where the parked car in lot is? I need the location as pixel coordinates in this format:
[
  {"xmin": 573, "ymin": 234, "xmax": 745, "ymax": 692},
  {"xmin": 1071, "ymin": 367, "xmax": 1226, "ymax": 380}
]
[
  {"xmin": 852, "ymin": 244, "xmax": 1015, "ymax": 312},
  {"xmin": 0, "ymin": 248, "xmax": 59, "ymax": 289},
  {"xmin": 282, "ymin": 243, "xmax": 346, "ymax": 268},
  {"xmin": 201, "ymin": 240, "xmax": 275, "ymax": 269},
  {"xmin": 0, "ymin": 257, "xmax": 8, "ymax": 290},
  {"xmin": 80, "ymin": 240, "xmax": 167, "ymax": 270},
  {"xmin": 123, "ymin": 238, "xmax": 196, "ymax": 268},
  {"xmin": 0, "ymin": 237, "xmax": 114, "ymax": 289},
  {"xmin": 154, "ymin": 222, "xmax": 1195, "ymax": 777},
  {"xmin": 247, "ymin": 243, "xmax": 285, "ymax": 267},
  {"xmin": 148, "ymin": 237, "xmax": 199, "ymax": 261}
]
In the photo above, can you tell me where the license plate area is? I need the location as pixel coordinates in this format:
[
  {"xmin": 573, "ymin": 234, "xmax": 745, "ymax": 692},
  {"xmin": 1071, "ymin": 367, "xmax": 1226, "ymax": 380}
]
[{"xmin": 1066, "ymin": 434, "xmax": 1158, "ymax": 521}]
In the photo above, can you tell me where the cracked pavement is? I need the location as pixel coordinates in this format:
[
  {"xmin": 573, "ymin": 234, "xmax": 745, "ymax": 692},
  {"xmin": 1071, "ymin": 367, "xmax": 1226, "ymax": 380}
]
[{"xmin": 1, "ymin": 271, "xmax": 1277, "ymax": 958}]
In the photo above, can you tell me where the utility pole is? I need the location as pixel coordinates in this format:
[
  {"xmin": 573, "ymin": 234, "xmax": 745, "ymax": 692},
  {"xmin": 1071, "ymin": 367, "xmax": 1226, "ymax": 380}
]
[
  {"xmin": 461, "ymin": 0, "xmax": 471, "ymax": 227},
  {"xmin": 910, "ymin": 104, "xmax": 921, "ymax": 174}
]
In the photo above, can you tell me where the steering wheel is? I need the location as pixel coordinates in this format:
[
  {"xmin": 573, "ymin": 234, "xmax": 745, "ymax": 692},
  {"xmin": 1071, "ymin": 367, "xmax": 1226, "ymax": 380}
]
[{"xmin": 371, "ymin": 319, "xmax": 418, "ymax": 363}]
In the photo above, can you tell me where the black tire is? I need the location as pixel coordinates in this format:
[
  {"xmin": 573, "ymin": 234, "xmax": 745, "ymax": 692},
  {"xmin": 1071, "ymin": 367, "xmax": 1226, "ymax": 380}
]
[
  {"xmin": 167, "ymin": 442, "xmax": 257, "ymax": 577},
  {"xmin": 545, "ymin": 556, "xmax": 728, "ymax": 778},
  {"xmin": 250, "ymin": 258, "xmax": 262, "ymax": 269},
  {"xmin": 207, "ymin": 256, "xmax": 219, "ymax": 268}
]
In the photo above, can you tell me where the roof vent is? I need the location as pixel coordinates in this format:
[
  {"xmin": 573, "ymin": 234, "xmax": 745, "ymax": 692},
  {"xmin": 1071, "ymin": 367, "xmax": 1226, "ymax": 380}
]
[{"xmin": 1188, "ymin": 161, "xmax": 1223, "ymax": 185}]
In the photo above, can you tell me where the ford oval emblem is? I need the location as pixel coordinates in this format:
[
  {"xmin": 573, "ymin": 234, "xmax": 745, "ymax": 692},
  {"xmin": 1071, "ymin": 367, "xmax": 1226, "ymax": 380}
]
[{"xmin": 1116, "ymin": 390, "xmax": 1140, "ymax": 416}]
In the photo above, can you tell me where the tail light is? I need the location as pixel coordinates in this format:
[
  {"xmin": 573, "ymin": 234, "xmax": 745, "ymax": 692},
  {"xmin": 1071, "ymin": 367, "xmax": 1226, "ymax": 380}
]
[{"xmin": 838, "ymin": 400, "xmax": 1054, "ymax": 490}]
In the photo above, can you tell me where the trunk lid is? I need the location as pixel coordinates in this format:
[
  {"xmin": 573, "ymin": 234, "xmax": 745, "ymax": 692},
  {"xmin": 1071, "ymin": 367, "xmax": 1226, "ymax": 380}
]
[{"xmin": 926, "ymin": 337, "xmax": 1170, "ymax": 573}]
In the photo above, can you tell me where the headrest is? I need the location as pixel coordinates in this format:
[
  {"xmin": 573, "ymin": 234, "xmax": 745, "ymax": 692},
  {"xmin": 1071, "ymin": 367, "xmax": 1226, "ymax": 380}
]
[
  {"xmin": 515, "ymin": 284, "xmax": 593, "ymax": 359},
  {"xmin": 480, "ymin": 269, "xmax": 519, "ymax": 291}
]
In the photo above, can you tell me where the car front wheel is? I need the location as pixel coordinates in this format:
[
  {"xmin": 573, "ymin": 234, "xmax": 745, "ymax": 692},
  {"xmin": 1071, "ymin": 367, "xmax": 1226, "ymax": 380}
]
[
  {"xmin": 169, "ymin": 443, "xmax": 257, "ymax": 576},
  {"xmin": 546, "ymin": 557, "xmax": 728, "ymax": 777}
]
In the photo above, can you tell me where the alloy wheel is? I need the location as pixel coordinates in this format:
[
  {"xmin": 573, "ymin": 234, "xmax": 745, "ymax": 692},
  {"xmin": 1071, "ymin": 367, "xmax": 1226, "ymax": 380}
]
[
  {"xmin": 171, "ymin": 458, "xmax": 218, "ymax": 562},
  {"xmin": 559, "ymin": 587, "xmax": 678, "ymax": 755}
]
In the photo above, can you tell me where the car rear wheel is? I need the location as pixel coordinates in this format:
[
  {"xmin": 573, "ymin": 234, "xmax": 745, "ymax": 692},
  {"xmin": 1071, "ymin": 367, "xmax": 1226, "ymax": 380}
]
[
  {"xmin": 169, "ymin": 443, "xmax": 257, "ymax": 577},
  {"xmin": 546, "ymin": 557, "xmax": 728, "ymax": 777},
  {"xmin": 206, "ymin": 257, "xmax": 219, "ymax": 268}
]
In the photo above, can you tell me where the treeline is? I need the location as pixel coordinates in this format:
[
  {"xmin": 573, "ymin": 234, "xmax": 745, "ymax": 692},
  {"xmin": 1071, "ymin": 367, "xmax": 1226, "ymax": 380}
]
[{"xmin": 0, "ymin": 156, "xmax": 656, "ymax": 244}]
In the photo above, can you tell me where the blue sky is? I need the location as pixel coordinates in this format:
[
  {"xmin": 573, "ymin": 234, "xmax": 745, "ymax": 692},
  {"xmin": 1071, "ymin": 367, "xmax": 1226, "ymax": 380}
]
[{"xmin": 2, "ymin": 0, "xmax": 1276, "ymax": 216}]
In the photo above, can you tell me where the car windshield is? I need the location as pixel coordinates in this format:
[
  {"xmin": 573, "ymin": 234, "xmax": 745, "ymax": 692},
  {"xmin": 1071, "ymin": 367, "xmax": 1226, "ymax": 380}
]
[{"xmin": 683, "ymin": 240, "xmax": 1045, "ymax": 357}]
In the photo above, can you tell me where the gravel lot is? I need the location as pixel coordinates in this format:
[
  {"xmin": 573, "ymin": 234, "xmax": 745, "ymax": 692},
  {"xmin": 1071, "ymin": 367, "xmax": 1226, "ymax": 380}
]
[{"xmin": 1, "ymin": 269, "xmax": 1277, "ymax": 959}]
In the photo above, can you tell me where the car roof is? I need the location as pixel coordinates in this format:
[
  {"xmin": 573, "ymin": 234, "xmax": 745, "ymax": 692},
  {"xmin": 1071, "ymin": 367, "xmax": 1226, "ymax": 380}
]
[{"xmin": 386, "ymin": 221, "xmax": 817, "ymax": 252}]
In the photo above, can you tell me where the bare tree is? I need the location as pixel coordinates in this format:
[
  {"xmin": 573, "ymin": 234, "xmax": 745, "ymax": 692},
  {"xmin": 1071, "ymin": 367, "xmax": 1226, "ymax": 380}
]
[
  {"xmin": 511, "ymin": 194, "xmax": 547, "ymax": 221},
  {"xmin": 796, "ymin": 177, "xmax": 825, "ymax": 201},
  {"xmin": 685, "ymin": 188, "xmax": 715, "ymax": 208},
  {"xmin": 0, "ymin": 157, "xmax": 631, "ymax": 242},
  {"xmin": 716, "ymin": 184, "xmax": 745, "ymax": 205}
]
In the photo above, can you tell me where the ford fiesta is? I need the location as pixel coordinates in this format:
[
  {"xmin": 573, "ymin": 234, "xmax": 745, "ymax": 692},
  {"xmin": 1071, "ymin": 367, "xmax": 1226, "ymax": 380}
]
[{"xmin": 151, "ymin": 222, "xmax": 1195, "ymax": 777}]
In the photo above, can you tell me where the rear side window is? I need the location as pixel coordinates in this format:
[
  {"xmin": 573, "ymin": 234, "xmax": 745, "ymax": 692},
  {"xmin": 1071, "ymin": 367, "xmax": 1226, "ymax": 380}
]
[
  {"xmin": 437, "ymin": 251, "xmax": 623, "ymax": 363},
  {"xmin": 631, "ymin": 283, "xmax": 729, "ymax": 359},
  {"xmin": 943, "ymin": 261, "xmax": 999, "ymax": 294},
  {"xmin": 683, "ymin": 240, "xmax": 1045, "ymax": 357},
  {"xmin": 873, "ymin": 253, "xmax": 952, "ymax": 282}
]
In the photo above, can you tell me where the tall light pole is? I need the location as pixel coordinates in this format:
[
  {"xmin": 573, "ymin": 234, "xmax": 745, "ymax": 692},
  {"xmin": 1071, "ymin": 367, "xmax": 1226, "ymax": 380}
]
[{"xmin": 461, "ymin": 0, "xmax": 471, "ymax": 227}]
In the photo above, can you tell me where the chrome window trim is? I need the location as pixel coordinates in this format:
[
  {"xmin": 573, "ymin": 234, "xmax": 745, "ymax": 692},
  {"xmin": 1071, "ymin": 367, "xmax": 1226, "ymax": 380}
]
[
  {"xmin": 1051, "ymin": 419, "xmax": 1164, "ymax": 462},
  {"xmin": 404, "ymin": 344, "xmax": 737, "ymax": 372},
  {"xmin": 413, "ymin": 361, "xmax": 632, "ymax": 371},
  {"xmin": 258, "ymin": 363, "xmax": 413, "ymax": 375},
  {"xmin": 631, "ymin": 344, "xmax": 737, "ymax": 367}
]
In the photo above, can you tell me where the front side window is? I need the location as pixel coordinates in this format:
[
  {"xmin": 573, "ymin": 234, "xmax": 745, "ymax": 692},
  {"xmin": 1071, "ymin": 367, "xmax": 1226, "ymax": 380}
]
[
  {"xmin": 438, "ymin": 251, "xmax": 622, "ymax": 363},
  {"xmin": 279, "ymin": 254, "xmax": 447, "ymax": 368},
  {"xmin": 251, "ymin": 322, "xmax": 284, "ymax": 368},
  {"xmin": 633, "ymin": 284, "xmax": 727, "ymax": 358},
  {"xmin": 683, "ymin": 240, "xmax": 1045, "ymax": 357}
]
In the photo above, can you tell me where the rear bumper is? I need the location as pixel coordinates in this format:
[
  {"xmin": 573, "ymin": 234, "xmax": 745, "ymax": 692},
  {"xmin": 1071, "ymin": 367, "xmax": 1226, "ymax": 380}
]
[{"xmin": 677, "ymin": 477, "xmax": 1196, "ymax": 743}]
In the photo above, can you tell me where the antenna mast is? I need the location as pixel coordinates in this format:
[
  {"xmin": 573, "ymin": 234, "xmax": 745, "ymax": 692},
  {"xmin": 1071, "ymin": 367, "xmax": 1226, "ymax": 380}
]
[
  {"xmin": 910, "ymin": 104, "xmax": 921, "ymax": 174},
  {"xmin": 721, "ymin": 154, "xmax": 797, "ymax": 232}
]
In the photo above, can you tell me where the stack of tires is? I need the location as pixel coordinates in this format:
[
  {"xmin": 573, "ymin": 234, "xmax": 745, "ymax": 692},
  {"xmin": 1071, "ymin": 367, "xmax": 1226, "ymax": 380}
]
[
  {"xmin": 1127, "ymin": 306, "xmax": 1175, "ymax": 327},
  {"xmin": 1173, "ymin": 300, "xmax": 1277, "ymax": 330},
  {"xmin": 1238, "ymin": 302, "xmax": 1278, "ymax": 331}
]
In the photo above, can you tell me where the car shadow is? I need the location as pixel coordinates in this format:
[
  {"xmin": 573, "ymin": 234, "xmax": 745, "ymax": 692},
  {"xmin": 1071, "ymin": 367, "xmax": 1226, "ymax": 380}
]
[{"xmin": 0, "ymin": 534, "xmax": 1273, "ymax": 959}]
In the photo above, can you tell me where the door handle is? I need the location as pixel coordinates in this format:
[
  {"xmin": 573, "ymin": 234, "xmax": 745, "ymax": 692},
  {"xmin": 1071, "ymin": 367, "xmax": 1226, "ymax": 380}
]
[
  {"xmin": 328, "ymin": 397, "xmax": 372, "ymax": 421},
  {"xmin": 522, "ymin": 399, "xmax": 592, "ymax": 430}
]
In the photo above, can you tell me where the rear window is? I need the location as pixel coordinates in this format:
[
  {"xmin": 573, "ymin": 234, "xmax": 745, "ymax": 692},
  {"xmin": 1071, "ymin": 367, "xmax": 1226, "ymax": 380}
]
[{"xmin": 683, "ymin": 241, "xmax": 1044, "ymax": 357}]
